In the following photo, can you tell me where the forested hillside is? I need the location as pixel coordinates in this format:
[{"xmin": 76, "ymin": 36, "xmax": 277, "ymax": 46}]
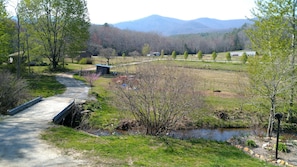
[{"xmin": 88, "ymin": 23, "xmax": 251, "ymax": 56}]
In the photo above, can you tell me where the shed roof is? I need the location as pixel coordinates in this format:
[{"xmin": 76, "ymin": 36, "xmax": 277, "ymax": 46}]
[{"xmin": 95, "ymin": 64, "xmax": 112, "ymax": 68}]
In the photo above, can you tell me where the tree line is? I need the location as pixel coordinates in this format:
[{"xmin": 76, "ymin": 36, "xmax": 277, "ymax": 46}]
[
  {"xmin": 88, "ymin": 23, "xmax": 250, "ymax": 56},
  {"xmin": 0, "ymin": 0, "xmax": 90, "ymax": 73}
]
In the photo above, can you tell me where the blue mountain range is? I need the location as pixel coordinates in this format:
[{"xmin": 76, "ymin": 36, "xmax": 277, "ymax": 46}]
[{"xmin": 113, "ymin": 15, "xmax": 252, "ymax": 36}]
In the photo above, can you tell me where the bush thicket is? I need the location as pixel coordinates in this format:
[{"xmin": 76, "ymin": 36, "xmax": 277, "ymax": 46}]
[{"xmin": 0, "ymin": 71, "xmax": 30, "ymax": 114}]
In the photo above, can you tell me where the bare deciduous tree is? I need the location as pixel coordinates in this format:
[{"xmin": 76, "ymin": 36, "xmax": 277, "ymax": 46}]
[
  {"xmin": 113, "ymin": 63, "xmax": 203, "ymax": 136},
  {"xmin": 100, "ymin": 48, "xmax": 115, "ymax": 65}
]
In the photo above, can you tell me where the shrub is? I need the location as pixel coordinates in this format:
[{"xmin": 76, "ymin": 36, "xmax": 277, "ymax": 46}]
[
  {"xmin": 83, "ymin": 71, "xmax": 101, "ymax": 87},
  {"xmin": 83, "ymin": 100, "xmax": 101, "ymax": 111},
  {"xmin": 0, "ymin": 70, "xmax": 30, "ymax": 114},
  {"xmin": 212, "ymin": 51, "xmax": 217, "ymax": 61},
  {"xmin": 275, "ymin": 142, "xmax": 288, "ymax": 153},
  {"xmin": 184, "ymin": 51, "xmax": 188, "ymax": 60},
  {"xmin": 241, "ymin": 52, "xmax": 248, "ymax": 64},
  {"xmin": 246, "ymin": 140, "xmax": 257, "ymax": 148},
  {"xmin": 197, "ymin": 50, "xmax": 203, "ymax": 60},
  {"xmin": 226, "ymin": 52, "xmax": 231, "ymax": 61},
  {"xmin": 172, "ymin": 51, "xmax": 177, "ymax": 60},
  {"xmin": 79, "ymin": 58, "xmax": 93, "ymax": 64}
]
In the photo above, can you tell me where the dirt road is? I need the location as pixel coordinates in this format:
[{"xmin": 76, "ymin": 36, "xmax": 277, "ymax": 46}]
[{"xmin": 0, "ymin": 73, "xmax": 90, "ymax": 167}]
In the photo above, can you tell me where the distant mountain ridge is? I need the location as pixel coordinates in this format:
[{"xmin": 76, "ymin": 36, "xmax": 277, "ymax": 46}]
[{"xmin": 113, "ymin": 15, "xmax": 252, "ymax": 36}]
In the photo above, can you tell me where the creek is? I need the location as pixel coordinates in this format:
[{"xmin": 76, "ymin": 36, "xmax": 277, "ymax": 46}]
[
  {"xmin": 169, "ymin": 128, "xmax": 261, "ymax": 141},
  {"xmin": 90, "ymin": 128, "xmax": 297, "ymax": 141},
  {"xmin": 90, "ymin": 128, "xmax": 263, "ymax": 141}
]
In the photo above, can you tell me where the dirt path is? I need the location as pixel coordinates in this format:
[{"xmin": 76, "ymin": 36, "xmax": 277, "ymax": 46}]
[{"xmin": 0, "ymin": 73, "xmax": 91, "ymax": 167}]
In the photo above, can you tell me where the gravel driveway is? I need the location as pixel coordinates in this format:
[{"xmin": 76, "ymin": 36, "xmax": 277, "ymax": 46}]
[{"xmin": 0, "ymin": 73, "xmax": 90, "ymax": 167}]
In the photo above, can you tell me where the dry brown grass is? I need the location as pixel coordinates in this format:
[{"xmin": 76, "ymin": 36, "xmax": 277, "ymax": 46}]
[{"xmin": 179, "ymin": 68, "xmax": 249, "ymax": 95}]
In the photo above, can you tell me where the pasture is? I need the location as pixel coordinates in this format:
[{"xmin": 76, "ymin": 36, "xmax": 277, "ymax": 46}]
[{"xmin": 22, "ymin": 53, "xmax": 278, "ymax": 166}]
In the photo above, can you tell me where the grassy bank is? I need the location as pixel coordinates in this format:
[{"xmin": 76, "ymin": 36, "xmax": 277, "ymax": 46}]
[
  {"xmin": 42, "ymin": 126, "xmax": 274, "ymax": 167},
  {"xmin": 26, "ymin": 74, "xmax": 66, "ymax": 97}
]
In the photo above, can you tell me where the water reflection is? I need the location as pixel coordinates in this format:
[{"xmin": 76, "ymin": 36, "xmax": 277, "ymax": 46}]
[
  {"xmin": 170, "ymin": 128, "xmax": 255, "ymax": 141},
  {"xmin": 90, "ymin": 128, "xmax": 296, "ymax": 141}
]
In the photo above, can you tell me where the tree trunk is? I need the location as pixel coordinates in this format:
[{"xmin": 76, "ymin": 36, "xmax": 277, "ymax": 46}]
[
  {"xmin": 288, "ymin": 1, "xmax": 297, "ymax": 122},
  {"xmin": 52, "ymin": 58, "xmax": 58, "ymax": 70},
  {"xmin": 267, "ymin": 96, "xmax": 276, "ymax": 137},
  {"xmin": 267, "ymin": 109, "xmax": 274, "ymax": 137}
]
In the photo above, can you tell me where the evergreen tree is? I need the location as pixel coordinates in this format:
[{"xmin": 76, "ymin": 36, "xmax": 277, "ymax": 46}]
[
  {"xmin": 197, "ymin": 50, "xmax": 203, "ymax": 60},
  {"xmin": 241, "ymin": 52, "xmax": 248, "ymax": 64},
  {"xmin": 212, "ymin": 51, "xmax": 217, "ymax": 61},
  {"xmin": 226, "ymin": 52, "xmax": 231, "ymax": 61},
  {"xmin": 172, "ymin": 51, "xmax": 177, "ymax": 60},
  {"xmin": 184, "ymin": 51, "xmax": 188, "ymax": 60}
]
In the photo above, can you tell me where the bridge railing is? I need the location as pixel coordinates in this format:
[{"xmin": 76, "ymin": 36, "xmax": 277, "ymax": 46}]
[
  {"xmin": 7, "ymin": 96, "xmax": 43, "ymax": 115},
  {"xmin": 52, "ymin": 100, "xmax": 75, "ymax": 124}
]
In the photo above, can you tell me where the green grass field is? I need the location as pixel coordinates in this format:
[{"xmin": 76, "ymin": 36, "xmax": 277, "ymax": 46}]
[{"xmin": 42, "ymin": 126, "xmax": 274, "ymax": 167}]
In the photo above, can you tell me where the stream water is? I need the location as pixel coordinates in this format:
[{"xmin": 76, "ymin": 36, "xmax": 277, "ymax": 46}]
[
  {"xmin": 91, "ymin": 128, "xmax": 296, "ymax": 141},
  {"xmin": 169, "ymin": 128, "xmax": 258, "ymax": 141}
]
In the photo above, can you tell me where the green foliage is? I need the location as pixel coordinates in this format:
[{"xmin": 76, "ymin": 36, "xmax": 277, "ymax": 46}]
[
  {"xmin": 183, "ymin": 50, "xmax": 188, "ymax": 60},
  {"xmin": 246, "ymin": 0, "xmax": 297, "ymax": 136},
  {"xmin": 275, "ymin": 142, "xmax": 288, "ymax": 153},
  {"xmin": 241, "ymin": 52, "xmax": 248, "ymax": 64},
  {"xmin": 247, "ymin": 55, "xmax": 292, "ymax": 136},
  {"xmin": 78, "ymin": 58, "xmax": 93, "ymax": 64},
  {"xmin": 212, "ymin": 51, "xmax": 217, "ymax": 61},
  {"xmin": 197, "ymin": 50, "xmax": 203, "ymax": 60},
  {"xmin": 171, "ymin": 50, "xmax": 177, "ymax": 59},
  {"xmin": 261, "ymin": 54, "xmax": 270, "ymax": 62},
  {"xmin": 226, "ymin": 52, "xmax": 231, "ymax": 61},
  {"xmin": 122, "ymin": 52, "xmax": 125, "ymax": 59},
  {"xmin": 0, "ymin": 1, "xmax": 14, "ymax": 63},
  {"xmin": 18, "ymin": 0, "xmax": 90, "ymax": 71},
  {"xmin": 246, "ymin": 140, "xmax": 257, "ymax": 148},
  {"xmin": 83, "ymin": 100, "xmax": 101, "ymax": 111},
  {"xmin": 246, "ymin": 0, "xmax": 291, "ymax": 57}
]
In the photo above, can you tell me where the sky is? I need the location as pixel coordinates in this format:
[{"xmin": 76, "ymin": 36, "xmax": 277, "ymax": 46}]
[
  {"xmin": 6, "ymin": 0, "xmax": 256, "ymax": 25},
  {"xmin": 87, "ymin": 0, "xmax": 256, "ymax": 24}
]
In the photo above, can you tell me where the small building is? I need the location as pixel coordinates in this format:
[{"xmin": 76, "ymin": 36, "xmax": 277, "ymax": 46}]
[
  {"xmin": 147, "ymin": 51, "xmax": 160, "ymax": 56},
  {"xmin": 79, "ymin": 51, "xmax": 93, "ymax": 58},
  {"xmin": 230, "ymin": 51, "xmax": 256, "ymax": 56},
  {"xmin": 96, "ymin": 64, "xmax": 111, "ymax": 75}
]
